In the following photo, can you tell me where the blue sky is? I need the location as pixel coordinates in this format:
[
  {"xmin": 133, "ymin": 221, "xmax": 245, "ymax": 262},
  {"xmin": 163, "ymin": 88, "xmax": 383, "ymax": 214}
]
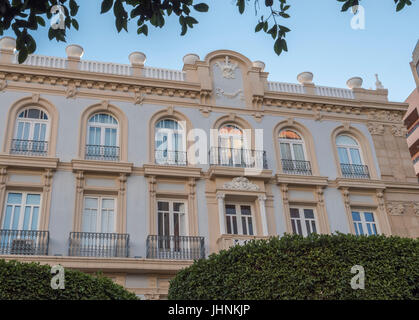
[{"xmin": 4, "ymin": 0, "xmax": 418, "ymax": 101}]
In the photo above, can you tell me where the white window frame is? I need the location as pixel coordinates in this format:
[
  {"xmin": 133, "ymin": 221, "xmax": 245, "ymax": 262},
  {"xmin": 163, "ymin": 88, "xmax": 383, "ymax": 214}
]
[
  {"xmin": 289, "ymin": 207, "xmax": 318, "ymax": 237},
  {"xmin": 336, "ymin": 135, "xmax": 365, "ymax": 166},
  {"xmin": 87, "ymin": 113, "xmax": 119, "ymax": 147},
  {"xmin": 224, "ymin": 203, "xmax": 255, "ymax": 236},
  {"xmin": 278, "ymin": 130, "xmax": 307, "ymax": 161},
  {"xmin": 351, "ymin": 210, "xmax": 380, "ymax": 236},
  {"xmin": 81, "ymin": 196, "xmax": 116, "ymax": 233},
  {"xmin": 2, "ymin": 191, "xmax": 42, "ymax": 231},
  {"xmin": 156, "ymin": 199, "xmax": 188, "ymax": 237},
  {"xmin": 218, "ymin": 124, "xmax": 245, "ymax": 166}
]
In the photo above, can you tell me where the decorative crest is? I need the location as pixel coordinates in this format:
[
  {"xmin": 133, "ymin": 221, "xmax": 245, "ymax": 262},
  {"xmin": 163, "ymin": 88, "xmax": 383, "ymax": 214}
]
[{"xmin": 215, "ymin": 56, "xmax": 238, "ymax": 79}]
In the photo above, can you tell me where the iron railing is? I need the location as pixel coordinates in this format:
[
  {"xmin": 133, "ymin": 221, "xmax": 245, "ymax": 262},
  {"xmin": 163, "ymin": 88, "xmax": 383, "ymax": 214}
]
[
  {"xmin": 10, "ymin": 139, "xmax": 48, "ymax": 156},
  {"xmin": 146, "ymin": 235, "xmax": 205, "ymax": 260},
  {"xmin": 68, "ymin": 232, "xmax": 129, "ymax": 257},
  {"xmin": 341, "ymin": 163, "xmax": 370, "ymax": 179},
  {"xmin": 155, "ymin": 150, "xmax": 187, "ymax": 166},
  {"xmin": 281, "ymin": 159, "xmax": 312, "ymax": 175},
  {"xmin": 0, "ymin": 230, "xmax": 49, "ymax": 255},
  {"xmin": 85, "ymin": 145, "xmax": 120, "ymax": 161},
  {"xmin": 209, "ymin": 147, "xmax": 268, "ymax": 169}
]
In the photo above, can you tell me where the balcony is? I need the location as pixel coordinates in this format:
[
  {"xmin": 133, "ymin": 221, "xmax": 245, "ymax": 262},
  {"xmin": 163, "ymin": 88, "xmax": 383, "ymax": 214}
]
[
  {"xmin": 146, "ymin": 235, "xmax": 205, "ymax": 260},
  {"xmin": 281, "ymin": 159, "xmax": 312, "ymax": 175},
  {"xmin": 217, "ymin": 234, "xmax": 270, "ymax": 251},
  {"xmin": 85, "ymin": 145, "xmax": 120, "ymax": 161},
  {"xmin": 10, "ymin": 139, "xmax": 48, "ymax": 156},
  {"xmin": 155, "ymin": 150, "xmax": 187, "ymax": 166},
  {"xmin": 68, "ymin": 232, "xmax": 129, "ymax": 257},
  {"xmin": 209, "ymin": 147, "xmax": 268, "ymax": 169},
  {"xmin": 0, "ymin": 230, "xmax": 49, "ymax": 255},
  {"xmin": 341, "ymin": 163, "xmax": 370, "ymax": 179}
]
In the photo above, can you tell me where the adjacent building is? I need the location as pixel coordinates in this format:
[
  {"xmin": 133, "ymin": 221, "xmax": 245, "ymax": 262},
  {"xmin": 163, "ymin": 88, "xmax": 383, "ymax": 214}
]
[
  {"xmin": 0, "ymin": 36, "xmax": 418, "ymax": 299},
  {"xmin": 404, "ymin": 40, "xmax": 419, "ymax": 178}
]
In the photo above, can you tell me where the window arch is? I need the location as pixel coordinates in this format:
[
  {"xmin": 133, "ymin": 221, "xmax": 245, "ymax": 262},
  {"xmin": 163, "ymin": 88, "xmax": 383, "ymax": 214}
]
[
  {"xmin": 155, "ymin": 118, "xmax": 187, "ymax": 165},
  {"xmin": 278, "ymin": 129, "xmax": 312, "ymax": 175},
  {"xmin": 78, "ymin": 104, "xmax": 127, "ymax": 162},
  {"xmin": 3, "ymin": 96, "xmax": 58, "ymax": 157},
  {"xmin": 85, "ymin": 113, "xmax": 119, "ymax": 161},
  {"xmin": 331, "ymin": 126, "xmax": 377, "ymax": 179},
  {"xmin": 11, "ymin": 107, "xmax": 50, "ymax": 156}
]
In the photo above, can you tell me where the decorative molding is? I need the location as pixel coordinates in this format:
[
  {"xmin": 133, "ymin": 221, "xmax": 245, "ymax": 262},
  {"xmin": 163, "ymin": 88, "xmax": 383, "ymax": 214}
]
[
  {"xmin": 101, "ymin": 99, "xmax": 109, "ymax": 109},
  {"xmin": 215, "ymin": 87, "xmax": 244, "ymax": 100},
  {"xmin": 252, "ymin": 111, "xmax": 264, "ymax": 122},
  {"xmin": 199, "ymin": 106, "xmax": 212, "ymax": 117},
  {"xmin": 369, "ymin": 110, "xmax": 403, "ymax": 123},
  {"xmin": 367, "ymin": 122, "xmax": 385, "ymax": 135},
  {"xmin": 65, "ymin": 82, "xmax": 77, "ymax": 99},
  {"xmin": 215, "ymin": 56, "xmax": 238, "ymax": 79},
  {"xmin": 31, "ymin": 93, "xmax": 40, "ymax": 103},
  {"xmin": 0, "ymin": 79, "xmax": 7, "ymax": 92},
  {"xmin": 223, "ymin": 177, "xmax": 260, "ymax": 191},
  {"xmin": 134, "ymin": 89, "xmax": 144, "ymax": 105},
  {"xmin": 390, "ymin": 124, "xmax": 407, "ymax": 137},
  {"xmin": 387, "ymin": 202, "xmax": 405, "ymax": 216}
]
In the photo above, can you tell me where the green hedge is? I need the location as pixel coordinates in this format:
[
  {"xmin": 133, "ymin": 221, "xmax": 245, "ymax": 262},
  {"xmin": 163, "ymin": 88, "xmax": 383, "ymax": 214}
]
[
  {"xmin": 168, "ymin": 233, "xmax": 419, "ymax": 300},
  {"xmin": 0, "ymin": 259, "xmax": 137, "ymax": 300}
]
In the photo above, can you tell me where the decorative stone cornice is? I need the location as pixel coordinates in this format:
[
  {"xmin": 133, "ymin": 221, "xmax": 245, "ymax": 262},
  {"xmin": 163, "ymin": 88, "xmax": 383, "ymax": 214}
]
[
  {"xmin": 387, "ymin": 202, "xmax": 405, "ymax": 215},
  {"xmin": 367, "ymin": 122, "xmax": 385, "ymax": 135},
  {"xmin": 390, "ymin": 124, "xmax": 408, "ymax": 137},
  {"xmin": 223, "ymin": 177, "xmax": 260, "ymax": 191}
]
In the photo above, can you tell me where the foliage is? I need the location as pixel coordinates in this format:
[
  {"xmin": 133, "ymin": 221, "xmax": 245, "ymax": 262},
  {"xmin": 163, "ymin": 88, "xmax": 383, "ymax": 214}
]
[
  {"xmin": 0, "ymin": 259, "xmax": 137, "ymax": 300},
  {"xmin": 0, "ymin": 0, "xmax": 413, "ymax": 63},
  {"xmin": 168, "ymin": 233, "xmax": 419, "ymax": 300}
]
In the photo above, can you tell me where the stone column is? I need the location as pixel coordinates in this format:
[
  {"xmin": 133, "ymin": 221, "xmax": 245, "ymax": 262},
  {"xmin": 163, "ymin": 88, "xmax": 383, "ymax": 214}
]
[
  {"xmin": 216, "ymin": 193, "xmax": 225, "ymax": 235},
  {"xmin": 258, "ymin": 195, "xmax": 268, "ymax": 236}
]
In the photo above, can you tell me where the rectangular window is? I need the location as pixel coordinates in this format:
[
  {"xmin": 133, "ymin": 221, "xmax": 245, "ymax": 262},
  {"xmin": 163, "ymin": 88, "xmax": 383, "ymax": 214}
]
[
  {"xmin": 290, "ymin": 207, "xmax": 317, "ymax": 236},
  {"xmin": 225, "ymin": 204, "xmax": 254, "ymax": 236},
  {"xmin": 81, "ymin": 196, "xmax": 115, "ymax": 233},
  {"xmin": 352, "ymin": 211, "xmax": 379, "ymax": 236},
  {"xmin": 2, "ymin": 192, "xmax": 41, "ymax": 230}
]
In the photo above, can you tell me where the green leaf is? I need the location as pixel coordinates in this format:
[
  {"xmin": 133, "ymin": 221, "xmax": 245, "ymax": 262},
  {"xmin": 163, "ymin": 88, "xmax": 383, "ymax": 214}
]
[
  {"xmin": 71, "ymin": 19, "xmax": 79, "ymax": 30},
  {"xmin": 36, "ymin": 16, "xmax": 45, "ymax": 27},
  {"xmin": 18, "ymin": 47, "xmax": 28, "ymax": 64},
  {"xmin": 101, "ymin": 0, "xmax": 114, "ymax": 14},
  {"xmin": 193, "ymin": 3, "xmax": 209, "ymax": 12}
]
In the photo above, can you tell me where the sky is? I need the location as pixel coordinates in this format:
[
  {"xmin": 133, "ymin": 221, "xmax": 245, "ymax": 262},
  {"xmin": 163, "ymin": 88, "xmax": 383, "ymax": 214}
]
[{"xmin": 4, "ymin": 0, "xmax": 418, "ymax": 102}]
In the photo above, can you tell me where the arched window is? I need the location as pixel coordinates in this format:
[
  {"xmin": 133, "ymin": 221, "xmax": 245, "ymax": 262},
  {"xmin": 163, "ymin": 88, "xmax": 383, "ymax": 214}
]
[
  {"xmin": 11, "ymin": 107, "xmax": 49, "ymax": 156},
  {"xmin": 155, "ymin": 119, "xmax": 186, "ymax": 165},
  {"xmin": 336, "ymin": 135, "xmax": 369, "ymax": 178},
  {"xmin": 86, "ymin": 113, "xmax": 119, "ymax": 161},
  {"xmin": 218, "ymin": 124, "xmax": 245, "ymax": 166},
  {"xmin": 279, "ymin": 129, "xmax": 311, "ymax": 175}
]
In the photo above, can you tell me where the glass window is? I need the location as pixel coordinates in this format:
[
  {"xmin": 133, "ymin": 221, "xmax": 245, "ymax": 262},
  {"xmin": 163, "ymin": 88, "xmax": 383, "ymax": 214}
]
[
  {"xmin": 155, "ymin": 119, "xmax": 186, "ymax": 165},
  {"xmin": 352, "ymin": 211, "xmax": 379, "ymax": 236},
  {"xmin": 225, "ymin": 204, "xmax": 254, "ymax": 236},
  {"xmin": 86, "ymin": 113, "xmax": 119, "ymax": 160},
  {"xmin": 218, "ymin": 124, "xmax": 244, "ymax": 166},
  {"xmin": 2, "ymin": 192, "xmax": 41, "ymax": 230},
  {"xmin": 82, "ymin": 197, "xmax": 115, "ymax": 233},
  {"xmin": 336, "ymin": 135, "xmax": 363, "ymax": 165},
  {"xmin": 290, "ymin": 207, "xmax": 317, "ymax": 236}
]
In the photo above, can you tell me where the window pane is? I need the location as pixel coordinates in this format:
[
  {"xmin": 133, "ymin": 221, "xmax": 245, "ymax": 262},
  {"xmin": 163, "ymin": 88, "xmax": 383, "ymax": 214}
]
[
  {"xmin": 279, "ymin": 130, "xmax": 302, "ymax": 140},
  {"xmin": 11, "ymin": 206, "xmax": 21, "ymax": 229},
  {"xmin": 232, "ymin": 216, "xmax": 238, "ymax": 234},
  {"xmin": 293, "ymin": 144, "xmax": 305, "ymax": 161},
  {"xmin": 304, "ymin": 209, "xmax": 314, "ymax": 219},
  {"xmin": 336, "ymin": 135, "xmax": 358, "ymax": 146},
  {"xmin": 158, "ymin": 201, "xmax": 169, "ymax": 211},
  {"xmin": 280, "ymin": 143, "xmax": 292, "ymax": 160},
  {"xmin": 3, "ymin": 206, "xmax": 13, "ymax": 229},
  {"xmin": 26, "ymin": 194, "xmax": 41, "ymax": 205},
  {"xmin": 31, "ymin": 207, "xmax": 39, "ymax": 230},
  {"xmin": 338, "ymin": 147, "xmax": 350, "ymax": 164},
  {"xmin": 23, "ymin": 206, "xmax": 31, "ymax": 229},
  {"xmin": 240, "ymin": 206, "xmax": 251, "ymax": 216},
  {"xmin": 225, "ymin": 205, "xmax": 236, "ymax": 215},
  {"xmin": 352, "ymin": 211, "xmax": 361, "ymax": 221},
  {"xmin": 241, "ymin": 217, "xmax": 248, "ymax": 235},
  {"xmin": 173, "ymin": 203, "xmax": 185, "ymax": 212},
  {"xmin": 290, "ymin": 208, "xmax": 300, "ymax": 218},
  {"xmin": 102, "ymin": 199, "xmax": 114, "ymax": 210},
  {"xmin": 350, "ymin": 148, "xmax": 362, "ymax": 165},
  {"xmin": 7, "ymin": 193, "xmax": 22, "ymax": 204},
  {"xmin": 364, "ymin": 212, "xmax": 374, "ymax": 222},
  {"xmin": 296, "ymin": 220, "xmax": 302, "ymax": 235}
]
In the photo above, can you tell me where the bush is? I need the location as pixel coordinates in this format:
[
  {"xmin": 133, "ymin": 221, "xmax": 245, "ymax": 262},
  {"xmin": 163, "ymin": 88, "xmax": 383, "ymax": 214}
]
[
  {"xmin": 0, "ymin": 259, "xmax": 137, "ymax": 300},
  {"xmin": 168, "ymin": 233, "xmax": 419, "ymax": 300}
]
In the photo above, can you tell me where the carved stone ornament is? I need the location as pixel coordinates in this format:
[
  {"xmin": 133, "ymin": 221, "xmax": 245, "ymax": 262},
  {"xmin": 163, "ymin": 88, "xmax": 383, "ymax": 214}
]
[
  {"xmin": 387, "ymin": 202, "xmax": 405, "ymax": 216},
  {"xmin": 367, "ymin": 122, "xmax": 385, "ymax": 135},
  {"xmin": 390, "ymin": 125, "xmax": 407, "ymax": 137},
  {"xmin": 215, "ymin": 87, "xmax": 244, "ymax": 100},
  {"xmin": 223, "ymin": 177, "xmax": 260, "ymax": 191},
  {"xmin": 215, "ymin": 56, "xmax": 238, "ymax": 79}
]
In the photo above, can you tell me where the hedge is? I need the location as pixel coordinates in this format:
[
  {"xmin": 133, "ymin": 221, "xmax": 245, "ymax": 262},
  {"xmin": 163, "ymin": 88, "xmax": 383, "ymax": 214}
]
[
  {"xmin": 0, "ymin": 259, "xmax": 137, "ymax": 300},
  {"xmin": 168, "ymin": 233, "xmax": 419, "ymax": 300}
]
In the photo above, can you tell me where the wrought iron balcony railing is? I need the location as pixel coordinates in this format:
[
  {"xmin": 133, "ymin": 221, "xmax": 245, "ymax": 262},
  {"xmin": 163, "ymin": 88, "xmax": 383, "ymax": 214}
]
[
  {"xmin": 340, "ymin": 163, "xmax": 370, "ymax": 179},
  {"xmin": 0, "ymin": 229, "xmax": 49, "ymax": 255},
  {"xmin": 209, "ymin": 147, "xmax": 268, "ymax": 169},
  {"xmin": 146, "ymin": 235, "xmax": 205, "ymax": 260},
  {"xmin": 281, "ymin": 159, "xmax": 312, "ymax": 175},
  {"xmin": 10, "ymin": 139, "xmax": 48, "ymax": 156},
  {"xmin": 68, "ymin": 232, "xmax": 129, "ymax": 257},
  {"xmin": 85, "ymin": 145, "xmax": 120, "ymax": 161},
  {"xmin": 155, "ymin": 150, "xmax": 187, "ymax": 166}
]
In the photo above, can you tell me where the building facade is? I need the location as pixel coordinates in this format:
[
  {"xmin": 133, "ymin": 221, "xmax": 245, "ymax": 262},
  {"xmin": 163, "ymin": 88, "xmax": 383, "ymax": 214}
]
[
  {"xmin": 404, "ymin": 40, "xmax": 419, "ymax": 178},
  {"xmin": 0, "ymin": 36, "xmax": 418, "ymax": 299}
]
